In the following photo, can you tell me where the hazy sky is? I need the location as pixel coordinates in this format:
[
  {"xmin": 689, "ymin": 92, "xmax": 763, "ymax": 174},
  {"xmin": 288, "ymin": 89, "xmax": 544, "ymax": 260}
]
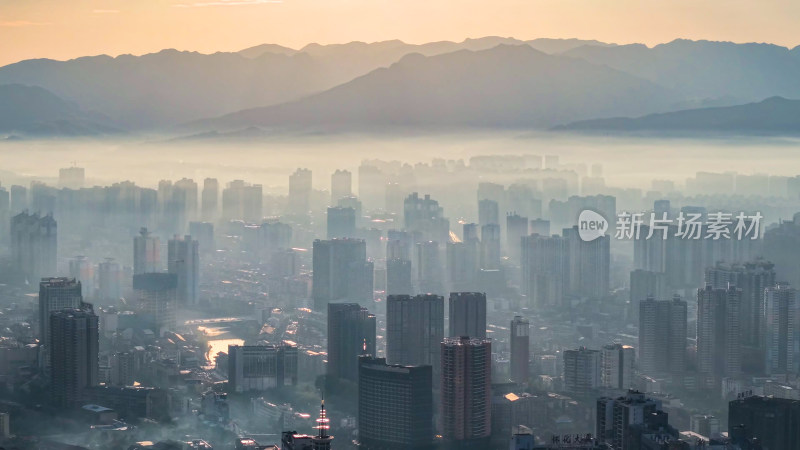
[{"xmin": 1, "ymin": 0, "xmax": 799, "ymax": 66}]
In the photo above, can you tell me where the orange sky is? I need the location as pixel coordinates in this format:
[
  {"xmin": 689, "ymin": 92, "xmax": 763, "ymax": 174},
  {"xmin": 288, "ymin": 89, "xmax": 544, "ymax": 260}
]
[{"xmin": 1, "ymin": 0, "xmax": 799, "ymax": 66}]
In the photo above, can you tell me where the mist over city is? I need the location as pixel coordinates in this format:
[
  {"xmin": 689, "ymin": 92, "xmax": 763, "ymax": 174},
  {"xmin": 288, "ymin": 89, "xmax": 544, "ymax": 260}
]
[{"xmin": 2, "ymin": 1, "xmax": 800, "ymax": 450}]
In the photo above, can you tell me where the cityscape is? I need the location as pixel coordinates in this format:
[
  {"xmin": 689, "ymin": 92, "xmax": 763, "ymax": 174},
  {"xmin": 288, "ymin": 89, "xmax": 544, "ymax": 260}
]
[
  {"xmin": 2, "ymin": 1, "xmax": 800, "ymax": 449},
  {"xmin": 0, "ymin": 158, "xmax": 798, "ymax": 449}
]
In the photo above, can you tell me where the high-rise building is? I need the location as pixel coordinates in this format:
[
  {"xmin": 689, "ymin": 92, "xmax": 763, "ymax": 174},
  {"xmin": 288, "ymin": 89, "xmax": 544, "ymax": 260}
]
[
  {"xmin": 133, "ymin": 273, "xmax": 178, "ymax": 333},
  {"xmin": 529, "ymin": 219, "xmax": 550, "ymax": 237},
  {"xmin": 168, "ymin": 235, "xmax": 199, "ymax": 306},
  {"xmin": 228, "ymin": 344, "xmax": 298, "ymax": 392},
  {"xmin": 705, "ymin": 260, "xmax": 776, "ymax": 348},
  {"xmin": 629, "ymin": 270, "xmax": 667, "ymax": 324},
  {"xmin": 312, "ymin": 239, "xmax": 373, "ymax": 311},
  {"xmin": 288, "ymin": 168, "xmax": 312, "ymax": 216},
  {"xmin": 506, "ymin": 213, "xmax": 529, "ymax": 262},
  {"xmin": 510, "ymin": 316, "xmax": 530, "ymax": 385},
  {"xmin": 404, "ymin": 193, "xmax": 450, "ymax": 244},
  {"xmin": 189, "ymin": 221, "xmax": 215, "ymax": 254},
  {"xmin": 697, "ymin": 285, "xmax": 742, "ymax": 381},
  {"xmin": 69, "ymin": 255, "xmax": 94, "ymax": 300},
  {"xmin": 564, "ymin": 226, "xmax": 610, "ymax": 299},
  {"xmin": 441, "ymin": 337, "xmax": 492, "ymax": 446},
  {"xmin": 97, "ymin": 258, "xmax": 122, "ymax": 303},
  {"xmin": 386, "ymin": 294, "xmax": 444, "ymax": 369},
  {"xmin": 600, "ymin": 344, "xmax": 635, "ymax": 390},
  {"xmin": 222, "ymin": 180, "xmax": 263, "ymax": 223},
  {"xmin": 597, "ymin": 391, "xmax": 676, "ymax": 449},
  {"xmin": 39, "ymin": 277, "xmax": 83, "ymax": 346},
  {"xmin": 201, "ymin": 178, "xmax": 219, "ymax": 222},
  {"xmin": 133, "ymin": 227, "xmax": 161, "ymax": 275},
  {"xmin": 326, "ymin": 303, "xmax": 376, "ymax": 381},
  {"xmin": 448, "ymin": 292, "xmax": 486, "ymax": 338},
  {"xmin": 358, "ymin": 356, "xmax": 434, "ymax": 450},
  {"xmin": 563, "ymin": 347, "xmax": 601, "ymax": 394},
  {"xmin": 764, "ymin": 283, "xmax": 796, "ymax": 375},
  {"xmin": 638, "ymin": 296, "xmax": 687, "ymax": 375},
  {"xmin": 521, "ymin": 234, "xmax": 568, "ymax": 308},
  {"xmin": 416, "ymin": 240, "xmax": 444, "ymax": 295},
  {"xmin": 11, "ymin": 211, "xmax": 57, "ymax": 284},
  {"xmin": 330, "ymin": 169, "xmax": 352, "ymax": 205},
  {"xmin": 59, "ymin": 166, "xmax": 85, "ymax": 189},
  {"xmin": 728, "ymin": 396, "xmax": 800, "ymax": 450},
  {"xmin": 386, "ymin": 258, "xmax": 413, "ymax": 296},
  {"xmin": 358, "ymin": 164, "xmax": 385, "ymax": 211},
  {"xmin": 446, "ymin": 241, "xmax": 479, "ymax": 293},
  {"xmin": 479, "ymin": 224, "xmax": 501, "ymax": 270},
  {"xmin": 50, "ymin": 306, "xmax": 99, "ymax": 409},
  {"xmin": 478, "ymin": 199, "xmax": 499, "ymax": 228},
  {"xmin": 326, "ymin": 206, "xmax": 356, "ymax": 239}
]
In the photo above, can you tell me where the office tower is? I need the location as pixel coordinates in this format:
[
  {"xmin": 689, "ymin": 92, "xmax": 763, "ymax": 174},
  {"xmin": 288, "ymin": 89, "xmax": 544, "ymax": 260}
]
[
  {"xmin": 358, "ymin": 356, "xmax": 434, "ymax": 450},
  {"xmin": 448, "ymin": 292, "xmax": 486, "ymax": 338},
  {"xmin": 478, "ymin": 199, "xmax": 499, "ymax": 228},
  {"xmin": 479, "ymin": 224, "xmax": 501, "ymax": 270},
  {"xmin": 358, "ymin": 164, "xmax": 385, "ymax": 211},
  {"xmin": 416, "ymin": 240, "xmax": 443, "ymax": 294},
  {"xmin": 386, "ymin": 294, "xmax": 444, "ymax": 368},
  {"xmin": 133, "ymin": 227, "xmax": 161, "ymax": 275},
  {"xmin": 509, "ymin": 426, "xmax": 535, "ymax": 450},
  {"xmin": 188, "ymin": 221, "xmax": 215, "ymax": 254},
  {"xmin": 97, "ymin": 258, "xmax": 121, "ymax": 303},
  {"xmin": 69, "ymin": 256, "xmax": 94, "ymax": 300},
  {"xmin": 386, "ymin": 258, "xmax": 413, "ymax": 296},
  {"xmin": 521, "ymin": 233, "xmax": 568, "ymax": 307},
  {"xmin": 330, "ymin": 169, "xmax": 352, "ymax": 205},
  {"xmin": 312, "ymin": 239, "xmax": 373, "ymax": 311},
  {"xmin": 638, "ymin": 296, "xmax": 687, "ymax": 375},
  {"xmin": 563, "ymin": 347, "xmax": 600, "ymax": 394},
  {"xmin": 728, "ymin": 396, "xmax": 800, "ymax": 450},
  {"xmin": 463, "ymin": 223, "xmax": 480, "ymax": 242},
  {"xmin": 173, "ymin": 177, "xmax": 199, "ymax": 225},
  {"xmin": 222, "ymin": 180, "xmax": 263, "ymax": 222},
  {"xmin": 530, "ymin": 218, "xmax": 550, "ymax": 237},
  {"xmin": 446, "ymin": 241, "xmax": 479, "ymax": 293},
  {"xmin": 600, "ymin": 344, "xmax": 635, "ymax": 390},
  {"xmin": 690, "ymin": 414, "xmax": 720, "ymax": 438},
  {"xmin": 597, "ymin": 391, "xmax": 675, "ymax": 449},
  {"xmin": 506, "ymin": 213, "xmax": 529, "ymax": 262},
  {"xmin": 385, "ymin": 181, "xmax": 404, "ymax": 217},
  {"xmin": 133, "ymin": 273, "xmax": 177, "ymax": 333},
  {"xmin": 327, "ymin": 303, "xmax": 376, "ymax": 381},
  {"xmin": 404, "ymin": 193, "xmax": 450, "ymax": 243},
  {"xmin": 11, "ymin": 211, "xmax": 57, "ymax": 284},
  {"xmin": 654, "ymin": 199, "xmax": 670, "ymax": 216},
  {"xmin": 441, "ymin": 337, "xmax": 492, "ymax": 446},
  {"xmin": 629, "ymin": 270, "xmax": 667, "ymax": 324},
  {"xmin": 201, "ymin": 178, "xmax": 219, "ymax": 222},
  {"xmin": 39, "ymin": 277, "xmax": 83, "ymax": 346},
  {"xmin": 705, "ymin": 260, "xmax": 776, "ymax": 348},
  {"xmin": 0, "ymin": 187, "xmax": 7, "ymax": 245},
  {"xmin": 288, "ymin": 168, "xmax": 312, "ymax": 216},
  {"xmin": 228, "ymin": 343, "xmax": 298, "ymax": 392},
  {"xmin": 168, "ymin": 235, "xmax": 200, "ymax": 306},
  {"xmin": 697, "ymin": 285, "xmax": 742, "ymax": 380},
  {"xmin": 59, "ymin": 166, "xmax": 85, "ymax": 189},
  {"xmin": 564, "ymin": 226, "xmax": 610, "ymax": 299},
  {"xmin": 10, "ymin": 185, "xmax": 27, "ymax": 213},
  {"xmin": 510, "ymin": 316, "xmax": 530, "ymax": 385},
  {"xmin": 326, "ymin": 206, "xmax": 356, "ymax": 239},
  {"xmin": 50, "ymin": 307, "xmax": 99, "ymax": 409},
  {"xmin": 764, "ymin": 283, "xmax": 796, "ymax": 375}
]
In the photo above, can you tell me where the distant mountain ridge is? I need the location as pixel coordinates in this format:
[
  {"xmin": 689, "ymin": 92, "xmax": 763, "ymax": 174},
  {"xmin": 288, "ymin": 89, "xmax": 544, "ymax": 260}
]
[
  {"xmin": 188, "ymin": 45, "xmax": 675, "ymax": 131},
  {"xmin": 554, "ymin": 96, "xmax": 800, "ymax": 135},
  {"xmin": 0, "ymin": 84, "xmax": 120, "ymax": 136},
  {"xmin": 3, "ymin": 37, "xmax": 800, "ymax": 136}
]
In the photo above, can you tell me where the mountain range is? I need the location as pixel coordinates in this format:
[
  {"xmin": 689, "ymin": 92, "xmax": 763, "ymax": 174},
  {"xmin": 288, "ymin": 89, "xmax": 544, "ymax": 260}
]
[
  {"xmin": 1, "ymin": 37, "xmax": 799, "ymax": 136},
  {"xmin": 555, "ymin": 96, "xmax": 800, "ymax": 135}
]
